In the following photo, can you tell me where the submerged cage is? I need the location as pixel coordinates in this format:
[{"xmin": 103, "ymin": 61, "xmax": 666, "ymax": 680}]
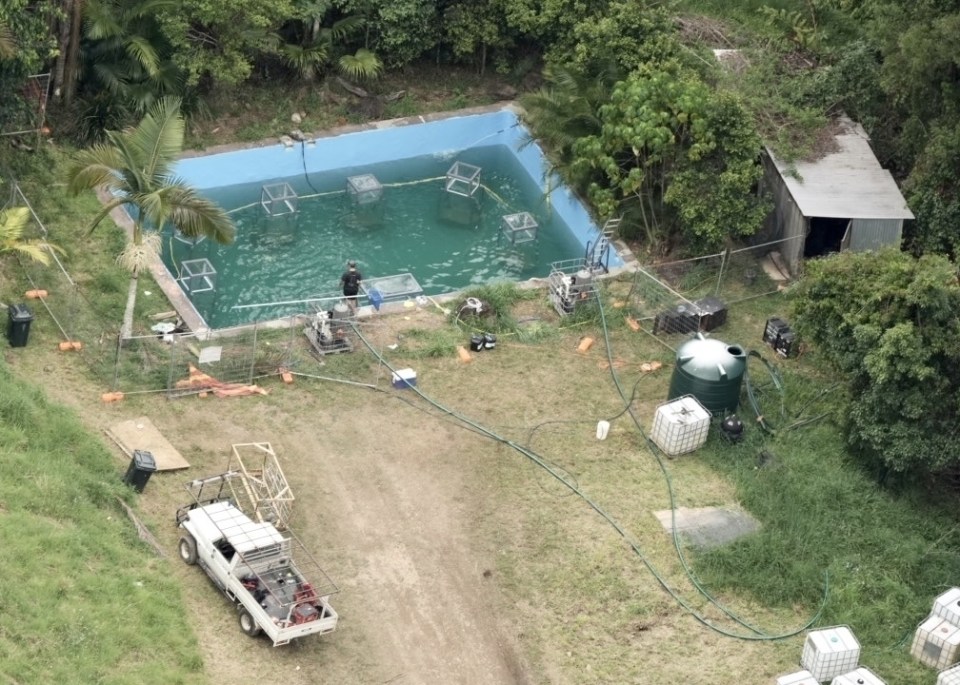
[
  {"xmin": 445, "ymin": 161, "xmax": 481, "ymax": 197},
  {"xmin": 261, "ymin": 182, "xmax": 298, "ymax": 216},
  {"xmin": 347, "ymin": 174, "xmax": 383, "ymax": 205},
  {"xmin": 501, "ymin": 212, "xmax": 538, "ymax": 244},
  {"xmin": 180, "ymin": 258, "xmax": 217, "ymax": 293},
  {"xmin": 438, "ymin": 191, "xmax": 482, "ymax": 227},
  {"xmin": 173, "ymin": 228, "xmax": 207, "ymax": 246}
]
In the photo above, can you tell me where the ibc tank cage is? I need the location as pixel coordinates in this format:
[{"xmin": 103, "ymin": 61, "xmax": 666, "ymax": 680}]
[
  {"xmin": 801, "ymin": 626, "xmax": 861, "ymax": 682},
  {"xmin": 939, "ymin": 662, "xmax": 960, "ymax": 685}
]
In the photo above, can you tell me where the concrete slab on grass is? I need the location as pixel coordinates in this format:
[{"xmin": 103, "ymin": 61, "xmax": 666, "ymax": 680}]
[{"xmin": 653, "ymin": 506, "xmax": 760, "ymax": 550}]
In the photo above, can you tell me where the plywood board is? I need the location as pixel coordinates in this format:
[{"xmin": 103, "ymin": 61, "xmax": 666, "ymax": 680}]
[{"xmin": 105, "ymin": 416, "xmax": 191, "ymax": 471}]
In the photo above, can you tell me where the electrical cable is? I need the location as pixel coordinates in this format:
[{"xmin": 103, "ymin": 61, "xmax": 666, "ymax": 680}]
[
  {"xmin": 349, "ymin": 319, "xmax": 828, "ymax": 640},
  {"xmin": 300, "ymin": 141, "xmax": 321, "ymax": 196},
  {"xmin": 594, "ymin": 289, "xmax": 828, "ymax": 638}
]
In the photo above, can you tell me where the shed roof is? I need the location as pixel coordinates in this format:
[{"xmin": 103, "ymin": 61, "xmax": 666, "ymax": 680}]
[{"xmin": 767, "ymin": 117, "xmax": 914, "ymax": 220}]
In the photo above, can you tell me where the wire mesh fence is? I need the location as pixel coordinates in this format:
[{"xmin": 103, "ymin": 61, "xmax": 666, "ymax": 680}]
[
  {"xmin": 108, "ymin": 309, "xmax": 410, "ymax": 398},
  {"xmin": 624, "ymin": 236, "xmax": 801, "ymax": 348},
  {"xmin": 10, "ymin": 173, "xmax": 799, "ymax": 398},
  {"xmin": 12, "ymin": 184, "xmax": 121, "ymax": 369}
]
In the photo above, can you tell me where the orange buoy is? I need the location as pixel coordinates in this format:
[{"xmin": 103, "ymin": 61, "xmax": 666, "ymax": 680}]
[
  {"xmin": 457, "ymin": 345, "xmax": 472, "ymax": 363},
  {"xmin": 625, "ymin": 316, "xmax": 641, "ymax": 332},
  {"xmin": 100, "ymin": 391, "xmax": 124, "ymax": 403},
  {"xmin": 25, "ymin": 289, "xmax": 48, "ymax": 299},
  {"xmin": 281, "ymin": 371, "xmax": 294, "ymax": 384},
  {"xmin": 58, "ymin": 341, "xmax": 83, "ymax": 351},
  {"xmin": 577, "ymin": 337, "xmax": 595, "ymax": 354}
]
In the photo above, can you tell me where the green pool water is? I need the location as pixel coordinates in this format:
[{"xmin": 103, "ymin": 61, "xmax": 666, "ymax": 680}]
[{"xmin": 163, "ymin": 145, "xmax": 585, "ymax": 328}]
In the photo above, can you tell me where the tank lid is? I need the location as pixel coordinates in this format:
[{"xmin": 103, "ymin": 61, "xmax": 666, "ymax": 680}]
[{"xmin": 675, "ymin": 336, "xmax": 747, "ymax": 381}]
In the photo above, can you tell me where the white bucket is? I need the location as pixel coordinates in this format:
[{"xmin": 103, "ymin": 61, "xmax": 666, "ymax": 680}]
[{"xmin": 596, "ymin": 420, "xmax": 610, "ymax": 440}]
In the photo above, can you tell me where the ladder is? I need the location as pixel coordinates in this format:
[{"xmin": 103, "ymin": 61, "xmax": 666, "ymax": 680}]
[{"xmin": 585, "ymin": 217, "xmax": 621, "ymax": 273}]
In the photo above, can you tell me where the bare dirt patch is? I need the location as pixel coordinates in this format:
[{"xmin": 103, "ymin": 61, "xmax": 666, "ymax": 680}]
[{"xmin": 8, "ymin": 294, "xmax": 810, "ymax": 685}]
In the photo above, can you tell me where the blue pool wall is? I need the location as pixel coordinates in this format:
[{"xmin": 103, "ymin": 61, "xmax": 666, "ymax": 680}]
[{"xmin": 174, "ymin": 108, "xmax": 623, "ymax": 269}]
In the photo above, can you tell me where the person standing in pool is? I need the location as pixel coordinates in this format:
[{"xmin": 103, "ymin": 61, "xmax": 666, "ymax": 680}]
[{"xmin": 340, "ymin": 260, "xmax": 362, "ymax": 313}]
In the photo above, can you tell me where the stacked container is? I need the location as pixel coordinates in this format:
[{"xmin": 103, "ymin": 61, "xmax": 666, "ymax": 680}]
[
  {"xmin": 801, "ymin": 626, "xmax": 861, "ymax": 682},
  {"xmin": 911, "ymin": 615, "xmax": 960, "ymax": 669},
  {"xmin": 938, "ymin": 663, "xmax": 960, "ymax": 685},
  {"xmin": 830, "ymin": 667, "xmax": 885, "ymax": 685},
  {"xmin": 934, "ymin": 588, "xmax": 960, "ymax": 625},
  {"xmin": 775, "ymin": 669, "xmax": 818, "ymax": 685}
]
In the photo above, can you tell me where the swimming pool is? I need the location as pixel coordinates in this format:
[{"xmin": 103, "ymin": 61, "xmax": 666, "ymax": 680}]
[{"xmin": 167, "ymin": 107, "xmax": 622, "ymax": 328}]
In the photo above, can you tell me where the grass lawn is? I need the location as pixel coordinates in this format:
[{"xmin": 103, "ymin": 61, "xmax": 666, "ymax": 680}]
[{"xmin": 2, "ymin": 64, "xmax": 958, "ymax": 683}]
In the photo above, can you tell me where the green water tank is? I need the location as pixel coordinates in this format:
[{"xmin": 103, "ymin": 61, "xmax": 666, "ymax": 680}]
[{"xmin": 668, "ymin": 333, "xmax": 747, "ymax": 415}]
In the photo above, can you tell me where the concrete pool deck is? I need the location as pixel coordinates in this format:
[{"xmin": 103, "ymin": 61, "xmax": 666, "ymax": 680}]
[{"xmin": 100, "ymin": 104, "xmax": 639, "ymax": 337}]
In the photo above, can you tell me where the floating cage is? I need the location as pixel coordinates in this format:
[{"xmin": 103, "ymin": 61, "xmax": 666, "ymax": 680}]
[
  {"xmin": 180, "ymin": 258, "xmax": 216, "ymax": 293},
  {"xmin": 830, "ymin": 667, "xmax": 885, "ymax": 685},
  {"xmin": 445, "ymin": 161, "xmax": 481, "ymax": 197},
  {"xmin": 801, "ymin": 626, "xmax": 861, "ymax": 682},
  {"xmin": 912, "ymin": 615, "xmax": 960, "ymax": 670},
  {"xmin": 260, "ymin": 182, "xmax": 298, "ymax": 216},
  {"xmin": 501, "ymin": 212, "xmax": 538, "ymax": 244},
  {"xmin": 547, "ymin": 258, "xmax": 598, "ymax": 316},
  {"xmin": 776, "ymin": 670, "xmax": 818, "ymax": 685},
  {"xmin": 934, "ymin": 588, "xmax": 960, "ymax": 626},
  {"xmin": 347, "ymin": 174, "xmax": 383, "ymax": 205},
  {"xmin": 649, "ymin": 395, "xmax": 711, "ymax": 456}
]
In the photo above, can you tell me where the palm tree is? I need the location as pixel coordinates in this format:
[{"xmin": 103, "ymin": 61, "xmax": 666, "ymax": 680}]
[
  {"xmin": 66, "ymin": 96, "xmax": 234, "ymax": 338},
  {"xmin": 0, "ymin": 207, "xmax": 63, "ymax": 265}
]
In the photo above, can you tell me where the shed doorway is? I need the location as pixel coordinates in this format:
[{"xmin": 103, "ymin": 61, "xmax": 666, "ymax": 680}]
[{"xmin": 804, "ymin": 217, "xmax": 850, "ymax": 258}]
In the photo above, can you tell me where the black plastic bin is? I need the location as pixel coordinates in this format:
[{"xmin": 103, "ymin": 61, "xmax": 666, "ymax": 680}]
[
  {"xmin": 7, "ymin": 304, "xmax": 33, "ymax": 348},
  {"xmin": 123, "ymin": 450, "xmax": 157, "ymax": 493}
]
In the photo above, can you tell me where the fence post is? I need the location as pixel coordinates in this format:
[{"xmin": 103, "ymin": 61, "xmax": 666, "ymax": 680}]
[{"xmin": 247, "ymin": 322, "xmax": 259, "ymax": 385}]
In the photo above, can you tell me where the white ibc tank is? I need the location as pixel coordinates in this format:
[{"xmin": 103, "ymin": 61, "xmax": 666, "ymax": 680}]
[
  {"xmin": 801, "ymin": 626, "xmax": 861, "ymax": 682},
  {"xmin": 938, "ymin": 662, "xmax": 960, "ymax": 685},
  {"xmin": 830, "ymin": 667, "xmax": 885, "ymax": 685},
  {"xmin": 650, "ymin": 395, "xmax": 711, "ymax": 456},
  {"xmin": 911, "ymin": 615, "xmax": 960, "ymax": 669},
  {"xmin": 776, "ymin": 669, "xmax": 818, "ymax": 685},
  {"xmin": 934, "ymin": 588, "xmax": 960, "ymax": 625}
]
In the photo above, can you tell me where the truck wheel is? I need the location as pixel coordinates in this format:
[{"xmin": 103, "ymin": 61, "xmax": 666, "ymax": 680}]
[
  {"xmin": 238, "ymin": 608, "xmax": 262, "ymax": 637},
  {"xmin": 178, "ymin": 534, "xmax": 198, "ymax": 565}
]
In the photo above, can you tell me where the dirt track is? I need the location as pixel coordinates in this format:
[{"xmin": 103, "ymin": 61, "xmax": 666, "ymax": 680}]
[{"xmin": 17, "ymin": 320, "xmax": 533, "ymax": 685}]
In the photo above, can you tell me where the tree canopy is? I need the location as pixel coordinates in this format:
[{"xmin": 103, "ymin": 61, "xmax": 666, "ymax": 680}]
[{"xmin": 792, "ymin": 249, "xmax": 960, "ymax": 478}]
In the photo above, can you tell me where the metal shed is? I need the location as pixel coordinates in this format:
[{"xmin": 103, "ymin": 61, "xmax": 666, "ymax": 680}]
[{"xmin": 761, "ymin": 116, "xmax": 914, "ymax": 275}]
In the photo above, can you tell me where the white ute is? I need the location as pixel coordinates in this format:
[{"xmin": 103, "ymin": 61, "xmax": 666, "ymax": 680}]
[{"xmin": 177, "ymin": 499, "xmax": 339, "ymax": 646}]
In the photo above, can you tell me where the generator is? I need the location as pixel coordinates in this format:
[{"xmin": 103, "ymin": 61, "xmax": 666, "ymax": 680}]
[
  {"xmin": 763, "ymin": 317, "xmax": 796, "ymax": 358},
  {"xmin": 304, "ymin": 309, "xmax": 353, "ymax": 357}
]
